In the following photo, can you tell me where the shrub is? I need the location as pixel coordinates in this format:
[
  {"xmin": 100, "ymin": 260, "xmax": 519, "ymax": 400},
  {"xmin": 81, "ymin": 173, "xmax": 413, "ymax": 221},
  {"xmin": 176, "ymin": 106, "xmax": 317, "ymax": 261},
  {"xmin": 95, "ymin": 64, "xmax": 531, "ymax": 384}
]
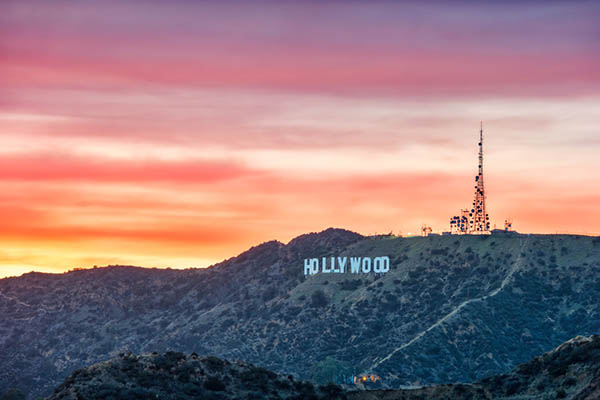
[
  {"xmin": 204, "ymin": 376, "xmax": 226, "ymax": 391},
  {"xmin": 564, "ymin": 377, "xmax": 576, "ymax": 387},
  {"xmin": 294, "ymin": 380, "xmax": 315, "ymax": 394},
  {"xmin": 240, "ymin": 366, "xmax": 275, "ymax": 391},
  {"xmin": 274, "ymin": 378, "xmax": 292, "ymax": 390},
  {"xmin": 549, "ymin": 363, "xmax": 568, "ymax": 377},
  {"xmin": 154, "ymin": 352, "xmax": 185, "ymax": 371},
  {"xmin": 220, "ymin": 318, "xmax": 235, "ymax": 330},
  {"xmin": 262, "ymin": 287, "xmax": 278, "ymax": 302},
  {"xmin": 505, "ymin": 381, "xmax": 521, "ymax": 396},
  {"xmin": 319, "ymin": 382, "xmax": 344, "ymax": 398},
  {"xmin": 0, "ymin": 388, "xmax": 26, "ymax": 400},
  {"xmin": 204, "ymin": 356, "xmax": 226, "ymax": 373},
  {"xmin": 311, "ymin": 290, "xmax": 329, "ymax": 308},
  {"xmin": 182, "ymin": 383, "xmax": 203, "ymax": 395},
  {"xmin": 310, "ymin": 356, "xmax": 351, "ymax": 385},
  {"xmin": 339, "ymin": 280, "xmax": 361, "ymax": 291}
]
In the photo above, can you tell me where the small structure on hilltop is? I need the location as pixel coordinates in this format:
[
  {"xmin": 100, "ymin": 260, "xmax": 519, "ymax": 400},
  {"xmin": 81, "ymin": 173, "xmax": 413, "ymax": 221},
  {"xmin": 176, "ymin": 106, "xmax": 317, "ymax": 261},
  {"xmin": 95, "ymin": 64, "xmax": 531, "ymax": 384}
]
[
  {"xmin": 450, "ymin": 209, "xmax": 471, "ymax": 235},
  {"xmin": 353, "ymin": 373, "xmax": 381, "ymax": 385},
  {"xmin": 421, "ymin": 225, "xmax": 432, "ymax": 237},
  {"xmin": 492, "ymin": 218, "xmax": 518, "ymax": 236}
]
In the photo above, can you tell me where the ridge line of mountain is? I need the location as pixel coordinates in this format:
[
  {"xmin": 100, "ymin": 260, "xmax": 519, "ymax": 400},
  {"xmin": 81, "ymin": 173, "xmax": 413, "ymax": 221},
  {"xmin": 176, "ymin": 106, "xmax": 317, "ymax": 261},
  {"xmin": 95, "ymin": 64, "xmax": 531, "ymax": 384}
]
[{"xmin": 1, "ymin": 228, "xmax": 599, "ymax": 399}]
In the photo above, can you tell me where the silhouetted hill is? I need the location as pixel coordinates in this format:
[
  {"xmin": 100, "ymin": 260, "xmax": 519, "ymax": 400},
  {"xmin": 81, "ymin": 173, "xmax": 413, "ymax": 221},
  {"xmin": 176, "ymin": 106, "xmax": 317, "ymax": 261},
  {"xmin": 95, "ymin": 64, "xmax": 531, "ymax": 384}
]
[
  {"xmin": 1, "ymin": 229, "xmax": 599, "ymax": 398},
  {"xmin": 47, "ymin": 352, "xmax": 346, "ymax": 400},
  {"xmin": 44, "ymin": 335, "xmax": 600, "ymax": 400}
]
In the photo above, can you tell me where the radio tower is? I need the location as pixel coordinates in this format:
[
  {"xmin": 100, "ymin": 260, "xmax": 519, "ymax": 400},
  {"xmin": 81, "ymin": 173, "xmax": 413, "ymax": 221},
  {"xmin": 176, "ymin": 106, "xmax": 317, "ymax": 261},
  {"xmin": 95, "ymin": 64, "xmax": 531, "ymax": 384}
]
[{"xmin": 470, "ymin": 121, "xmax": 490, "ymax": 234}]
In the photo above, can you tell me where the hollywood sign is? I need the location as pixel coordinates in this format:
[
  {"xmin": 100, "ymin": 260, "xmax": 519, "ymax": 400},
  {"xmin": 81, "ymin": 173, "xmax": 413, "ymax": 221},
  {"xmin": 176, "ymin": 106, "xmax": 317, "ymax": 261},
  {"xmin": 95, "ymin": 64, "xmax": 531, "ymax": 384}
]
[{"xmin": 304, "ymin": 256, "xmax": 390, "ymax": 276}]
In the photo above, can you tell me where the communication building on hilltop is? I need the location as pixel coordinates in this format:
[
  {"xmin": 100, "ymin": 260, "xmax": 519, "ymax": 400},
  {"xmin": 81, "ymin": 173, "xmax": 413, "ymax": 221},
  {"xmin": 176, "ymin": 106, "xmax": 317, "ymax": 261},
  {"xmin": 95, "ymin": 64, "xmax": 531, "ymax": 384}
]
[
  {"xmin": 450, "ymin": 122, "xmax": 491, "ymax": 235},
  {"xmin": 421, "ymin": 224, "xmax": 432, "ymax": 237}
]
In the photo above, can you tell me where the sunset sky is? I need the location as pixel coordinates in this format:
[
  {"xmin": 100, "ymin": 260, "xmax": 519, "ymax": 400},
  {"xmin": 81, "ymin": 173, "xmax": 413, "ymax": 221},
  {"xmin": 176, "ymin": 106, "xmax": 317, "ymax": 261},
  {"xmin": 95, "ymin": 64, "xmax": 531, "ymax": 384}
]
[{"xmin": 1, "ymin": 1, "xmax": 599, "ymax": 278}]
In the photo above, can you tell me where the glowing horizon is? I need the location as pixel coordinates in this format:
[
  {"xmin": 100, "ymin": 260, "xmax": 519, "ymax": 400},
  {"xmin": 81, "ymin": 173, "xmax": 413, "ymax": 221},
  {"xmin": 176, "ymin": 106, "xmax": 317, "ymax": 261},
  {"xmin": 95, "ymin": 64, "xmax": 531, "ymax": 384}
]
[{"xmin": 1, "ymin": 1, "xmax": 599, "ymax": 278}]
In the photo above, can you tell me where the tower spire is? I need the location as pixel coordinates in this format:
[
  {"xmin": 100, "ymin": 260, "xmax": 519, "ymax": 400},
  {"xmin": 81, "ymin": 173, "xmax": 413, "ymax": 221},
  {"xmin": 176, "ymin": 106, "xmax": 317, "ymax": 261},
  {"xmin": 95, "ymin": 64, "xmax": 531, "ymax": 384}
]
[
  {"xmin": 479, "ymin": 121, "xmax": 483, "ymax": 176},
  {"xmin": 471, "ymin": 121, "xmax": 489, "ymax": 234}
]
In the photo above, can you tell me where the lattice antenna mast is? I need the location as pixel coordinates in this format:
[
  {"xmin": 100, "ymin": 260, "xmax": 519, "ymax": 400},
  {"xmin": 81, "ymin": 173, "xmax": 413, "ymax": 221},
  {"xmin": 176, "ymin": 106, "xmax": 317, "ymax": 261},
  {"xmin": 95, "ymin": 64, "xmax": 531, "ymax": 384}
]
[
  {"xmin": 470, "ymin": 121, "xmax": 490, "ymax": 233},
  {"xmin": 479, "ymin": 121, "xmax": 484, "ymax": 180}
]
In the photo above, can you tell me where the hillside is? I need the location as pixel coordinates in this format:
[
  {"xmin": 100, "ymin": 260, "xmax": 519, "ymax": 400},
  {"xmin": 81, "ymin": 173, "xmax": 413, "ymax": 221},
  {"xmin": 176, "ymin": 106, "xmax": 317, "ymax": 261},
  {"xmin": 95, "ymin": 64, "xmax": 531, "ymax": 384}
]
[
  {"xmin": 46, "ymin": 353, "xmax": 346, "ymax": 400},
  {"xmin": 350, "ymin": 335, "xmax": 600, "ymax": 400},
  {"xmin": 44, "ymin": 335, "xmax": 600, "ymax": 400},
  {"xmin": 1, "ymin": 228, "xmax": 599, "ymax": 398}
]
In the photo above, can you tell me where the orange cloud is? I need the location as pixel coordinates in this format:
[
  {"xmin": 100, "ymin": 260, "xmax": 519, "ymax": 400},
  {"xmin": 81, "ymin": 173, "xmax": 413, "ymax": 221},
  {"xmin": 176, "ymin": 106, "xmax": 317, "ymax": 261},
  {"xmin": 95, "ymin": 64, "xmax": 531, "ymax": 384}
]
[
  {"xmin": 0, "ymin": 152, "xmax": 258, "ymax": 183},
  {"xmin": 1, "ymin": 0, "xmax": 599, "ymax": 278}
]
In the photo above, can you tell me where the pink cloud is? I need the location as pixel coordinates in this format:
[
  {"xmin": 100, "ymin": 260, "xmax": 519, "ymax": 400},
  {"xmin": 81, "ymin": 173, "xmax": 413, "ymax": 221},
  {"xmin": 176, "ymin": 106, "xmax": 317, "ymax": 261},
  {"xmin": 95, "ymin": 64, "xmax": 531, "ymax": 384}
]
[{"xmin": 0, "ymin": 152, "xmax": 258, "ymax": 183}]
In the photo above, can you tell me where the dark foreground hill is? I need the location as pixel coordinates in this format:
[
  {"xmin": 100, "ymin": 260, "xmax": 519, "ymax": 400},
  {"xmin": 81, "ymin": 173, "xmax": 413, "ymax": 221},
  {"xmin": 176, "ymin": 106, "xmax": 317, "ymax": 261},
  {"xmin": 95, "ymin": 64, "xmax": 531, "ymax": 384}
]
[
  {"xmin": 47, "ymin": 352, "xmax": 346, "ymax": 400},
  {"xmin": 45, "ymin": 335, "xmax": 600, "ymax": 400},
  {"xmin": 1, "ymin": 228, "xmax": 599, "ymax": 398}
]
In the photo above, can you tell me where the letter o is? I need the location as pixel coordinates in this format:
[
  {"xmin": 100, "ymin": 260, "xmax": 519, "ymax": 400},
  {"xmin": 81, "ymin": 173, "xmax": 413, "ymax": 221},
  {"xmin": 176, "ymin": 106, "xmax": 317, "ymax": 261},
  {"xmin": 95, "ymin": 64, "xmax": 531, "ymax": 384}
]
[
  {"xmin": 361, "ymin": 257, "xmax": 371, "ymax": 273},
  {"xmin": 374, "ymin": 257, "xmax": 383, "ymax": 273},
  {"xmin": 311, "ymin": 258, "xmax": 319, "ymax": 274}
]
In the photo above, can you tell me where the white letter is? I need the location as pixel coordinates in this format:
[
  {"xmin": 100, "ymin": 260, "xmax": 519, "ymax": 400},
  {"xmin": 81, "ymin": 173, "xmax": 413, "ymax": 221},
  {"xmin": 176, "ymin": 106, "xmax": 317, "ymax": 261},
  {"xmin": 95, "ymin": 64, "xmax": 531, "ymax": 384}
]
[
  {"xmin": 350, "ymin": 257, "xmax": 361, "ymax": 273},
  {"xmin": 362, "ymin": 257, "xmax": 371, "ymax": 273},
  {"xmin": 322, "ymin": 257, "xmax": 330, "ymax": 273},
  {"xmin": 331, "ymin": 257, "xmax": 339, "ymax": 273},
  {"xmin": 304, "ymin": 259, "xmax": 312, "ymax": 275},
  {"xmin": 373, "ymin": 256, "xmax": 391, "ymax": 273},
  {"xmin": 374, "ymin": 257, "xmax": 383, "ymax": 273},
  {"xmin": 381, "ymin": 256, "xmax": 390, "ymax": 273},
  {"xmin": 311, "ymin": 258, "xmax": 319, "ymax": 274},
  {"xmin": 338, "ymin": 257, "xmax": 347, "ymax": 273}
]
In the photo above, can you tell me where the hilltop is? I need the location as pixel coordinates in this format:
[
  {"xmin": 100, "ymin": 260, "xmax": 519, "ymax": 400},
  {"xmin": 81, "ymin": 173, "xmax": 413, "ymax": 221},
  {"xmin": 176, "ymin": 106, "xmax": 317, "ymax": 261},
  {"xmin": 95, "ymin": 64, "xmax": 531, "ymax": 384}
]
[
  {"xmin": 1, "ymin": 228, "xmax": 599, "ymax": 398},
  {"xmin": 45, "ymin": 335, "xmax": 600, "ymax": 399},
  {"xmin": 47, "ymin": 353, "xmax": 346, "ymax": 400}
]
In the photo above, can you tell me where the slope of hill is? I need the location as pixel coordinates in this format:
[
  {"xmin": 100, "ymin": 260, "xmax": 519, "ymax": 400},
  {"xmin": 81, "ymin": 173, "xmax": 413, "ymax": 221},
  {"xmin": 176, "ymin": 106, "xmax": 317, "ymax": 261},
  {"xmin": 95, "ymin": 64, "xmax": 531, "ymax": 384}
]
[
  {"xmin": 46, "ymin": 352, "xmax": 346, "ymax": 400},
  {"xmin": 350, "ymin": 334, "xmax": 600, "ymax": 400},
  {"xmin": 43, "ymin": 335, "xmax": 600, "ymax": 400},
  {"xmin": 1, "ymin": 228, "xmax": 599, "ymax": 398}
]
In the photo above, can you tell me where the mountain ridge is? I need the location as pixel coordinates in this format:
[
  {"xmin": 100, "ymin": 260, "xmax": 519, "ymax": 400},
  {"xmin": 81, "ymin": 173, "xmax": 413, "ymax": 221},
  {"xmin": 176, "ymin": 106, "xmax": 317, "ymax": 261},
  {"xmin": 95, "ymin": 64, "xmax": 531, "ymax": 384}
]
[{"xmin": 1, "ymin": 228, "xmax": 599, "ymax": 398}]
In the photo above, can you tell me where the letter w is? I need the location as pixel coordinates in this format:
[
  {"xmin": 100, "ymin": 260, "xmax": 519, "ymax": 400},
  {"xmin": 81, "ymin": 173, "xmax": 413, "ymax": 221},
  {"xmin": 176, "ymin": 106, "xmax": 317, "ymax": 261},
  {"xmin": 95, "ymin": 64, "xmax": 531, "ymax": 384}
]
[{"xmin": 350, "ymin": 257, "xmax": 362, "ymax": 273}]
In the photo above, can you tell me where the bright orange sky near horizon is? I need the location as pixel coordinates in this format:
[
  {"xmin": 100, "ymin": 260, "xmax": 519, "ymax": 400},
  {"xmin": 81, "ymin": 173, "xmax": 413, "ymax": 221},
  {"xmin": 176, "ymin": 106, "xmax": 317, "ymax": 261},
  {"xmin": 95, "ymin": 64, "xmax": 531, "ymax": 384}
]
[{"xmin": 1, "ymin": 1, "xmax": 599, "ymax": 278}]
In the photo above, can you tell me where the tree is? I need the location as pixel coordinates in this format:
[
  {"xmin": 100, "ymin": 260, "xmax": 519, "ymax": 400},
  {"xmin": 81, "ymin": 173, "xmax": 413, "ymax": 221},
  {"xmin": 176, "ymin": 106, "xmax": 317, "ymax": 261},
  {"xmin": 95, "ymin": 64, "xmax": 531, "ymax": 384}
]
[
  {"xmin": 0, "ymin": 388, "xmax": 26, "ymax": 400},
  {"xmin": 204, "ymin": 376, "xmax": 226, "ymax": 391},
  {"xmin": 310, "ymin": 356, "xmax": 351, "ymax": 385},
  {"xmin": 311, "ymin": 289, "xmax": 329, "ymax": 308}
]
